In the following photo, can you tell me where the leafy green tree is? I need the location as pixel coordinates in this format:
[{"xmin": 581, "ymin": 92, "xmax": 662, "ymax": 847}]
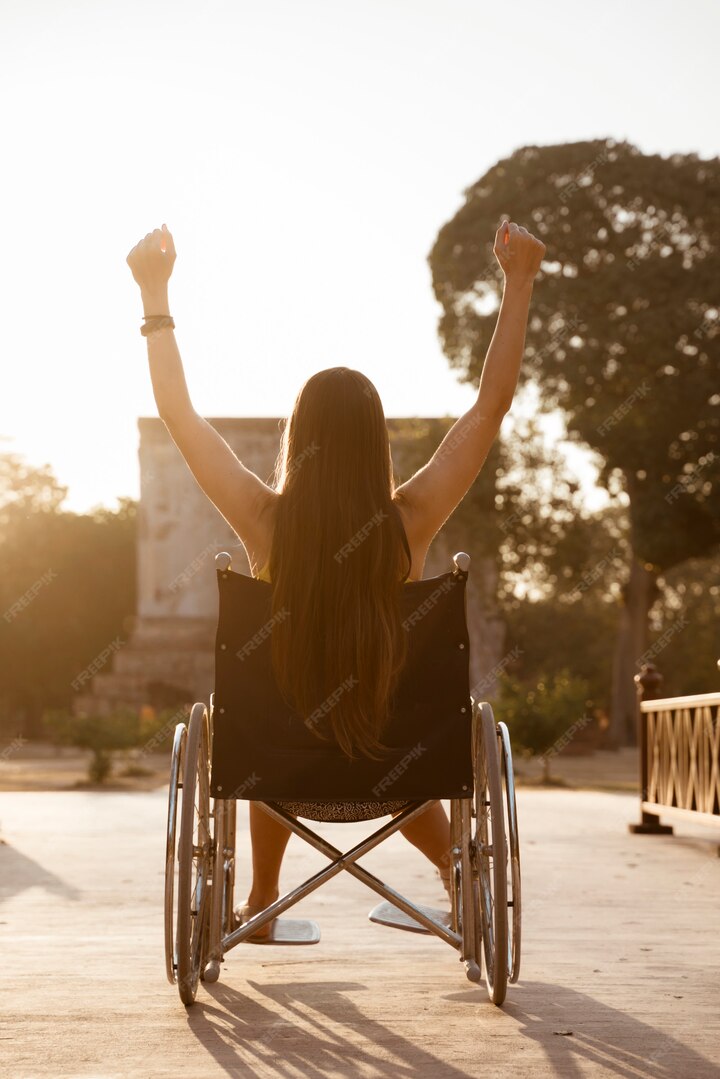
[
  {"xmin": 493, "ymin": 667, "xmax": 594, "ymax": 782},
  {"xmin": 645, "ymin": 548, "xmax": 720, "ymax": 696},
  {"xmin": 393, "ymin": 411, "xmax": 613, "ymax": 602},
  {"xmin": 428, "ymin": 138, "xmax": 720, "ymax": 743},
  {"xmin": 393, "ymin": 413, "xmax": 629, "ymax": 717},
  {"xmin": 0, "ymin": 452, "xmax": 137, "ymax": 738}
]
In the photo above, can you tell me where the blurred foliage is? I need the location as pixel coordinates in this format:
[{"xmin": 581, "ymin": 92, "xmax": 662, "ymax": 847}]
[
  {"xmin": 493, "ymin": 667, "xmax": 594, "ymax": 781},
  {"xmin": 43, "ymin": 704, "xmax": 186, "ymax": 784},
  {"xmin": 392, "ymin": 409, "xmax": 719, "ymax": 722},
  {"xmin": 646, "ymin": 548, "xmax": 720, "ymax": 696},
  {"xmin": 428, "ymin": 137, "xmax": 720, "ymax": 573},
  {"xmin": 392, "ymin": 410, "xmax": 630, "ymax": 605},
  {"xmin": 391, "ymin": 417, "xmax": 507, "ymax": 564},
  {"xmin": 2, "ymin": 349, "xmax": 718, "ymax": 759},
  {"xmin": 0, "ymin": 451, "xmax": 137, "ymax": 739}
]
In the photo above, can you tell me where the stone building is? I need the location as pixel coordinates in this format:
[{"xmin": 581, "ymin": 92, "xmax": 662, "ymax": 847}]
[{"xmin": 72, "ymin": 417, "xmax": 506, "ymax": 716}]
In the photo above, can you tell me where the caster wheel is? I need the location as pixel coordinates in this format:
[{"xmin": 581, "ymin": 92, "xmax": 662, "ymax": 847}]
[
  {"xmin": 203, "ymin": 959, "xmax": 221, "ymax": 983},
  {"xmin": 464, "ymin": 959, "xmax": 481, "ymax": 984}
]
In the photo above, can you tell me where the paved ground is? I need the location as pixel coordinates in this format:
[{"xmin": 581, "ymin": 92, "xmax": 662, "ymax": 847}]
[{"xmin": 1, "ymin": 788, "xmax": 719, "ymax": 1079}]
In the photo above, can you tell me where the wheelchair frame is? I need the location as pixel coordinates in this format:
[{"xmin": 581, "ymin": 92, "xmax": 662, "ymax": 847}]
[{"xmin": 164, "ymin": 551, "xmax": 521, "ymax": 1007}]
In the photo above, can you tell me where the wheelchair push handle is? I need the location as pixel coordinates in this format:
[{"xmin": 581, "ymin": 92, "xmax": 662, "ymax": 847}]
[
  {"xmin": 213, "ymin": 550, "xmax": 471, "ymax": 577},
  {"xmin": 452, "ymin": 552, "xmax": 470, "ymax": 577}
]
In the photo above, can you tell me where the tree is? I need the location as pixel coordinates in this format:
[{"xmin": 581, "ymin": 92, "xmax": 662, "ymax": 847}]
[
  {"xmin": 44, "ymin": 704, "xmax": 181, "ymax": 784},
  {"xmin": 428, "ymin": 138, "xmax": 720, "ymax": 743},
  {"xmin": 393, "ymin": 412, "xmax": 631, "ymax": 708},
  {"xmin": 0, "ymin": 451, "xmax": 68, "ymax": 519},
  {"xmin": 493, "ymin": 666, "xmax": 594, "ymax": 783},
  {"xmin": 646, "ymin": 548, "xmax": 720, "ymax": 696},
  {"xmin": 0, "ymin": 452, "xmax": 137, "ymax": 738}
]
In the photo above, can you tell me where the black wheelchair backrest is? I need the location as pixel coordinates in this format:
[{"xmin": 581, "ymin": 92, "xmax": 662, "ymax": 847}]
[{"xmin": 210, "ymin": 554, "xmax": 474, "ymax": 803}]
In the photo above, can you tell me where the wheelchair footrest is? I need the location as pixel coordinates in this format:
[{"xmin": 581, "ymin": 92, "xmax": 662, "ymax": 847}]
[
  {"xmin": 238, "ymin": 917, "xmax": 321, "ymax": 945},
  {"xmin": 368, "ymin": 900, "xmax": 452, "ymax": 934}
]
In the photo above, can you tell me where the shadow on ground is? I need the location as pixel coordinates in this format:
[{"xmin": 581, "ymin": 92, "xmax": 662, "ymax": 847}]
[
  {"xmin": 178, "ymin": 976, "xmax": 718, "ymax": 1079},
  {"xmin": 0, "ymin": 840, "xmax": 82, "ymax": 904}
]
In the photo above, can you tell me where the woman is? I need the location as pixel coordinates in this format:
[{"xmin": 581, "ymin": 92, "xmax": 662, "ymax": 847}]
[{"xmin": 127, "ymin": 219, "xmax": 545, "ymax": 937}]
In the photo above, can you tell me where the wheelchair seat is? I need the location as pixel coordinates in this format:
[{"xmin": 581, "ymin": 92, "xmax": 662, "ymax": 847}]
[{"xmin": 270, "ymin": 797, "xmax": 414, "ymax": 822}]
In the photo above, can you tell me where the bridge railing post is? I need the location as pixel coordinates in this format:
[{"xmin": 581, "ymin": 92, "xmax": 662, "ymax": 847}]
[{"xmin": 628, "ymin": 661, "xmax": 674, "ymax": 835}]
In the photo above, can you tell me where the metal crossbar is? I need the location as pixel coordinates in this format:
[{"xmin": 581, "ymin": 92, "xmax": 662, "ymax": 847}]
[{"xmin": 221, "ymin": 798, "xmax": 465, "ymax": 952}]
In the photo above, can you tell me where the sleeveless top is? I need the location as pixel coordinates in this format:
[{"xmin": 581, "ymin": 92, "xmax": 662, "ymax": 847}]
[{"xmin": 252, "ymin": 501, "xmax": 416, "ymax": 821}]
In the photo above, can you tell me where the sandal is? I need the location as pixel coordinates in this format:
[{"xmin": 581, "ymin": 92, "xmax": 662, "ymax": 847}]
[{"xmin": 233, "ymin": 901, "xmax": 277, "ymax": 943}]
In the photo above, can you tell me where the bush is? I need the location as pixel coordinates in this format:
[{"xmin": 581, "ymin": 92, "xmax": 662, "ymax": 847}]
[
  {"xmin": 43, "ymin": 704, "xmax": 189, "ymax": 784},
  {"xmin": 493, "ymin": 667, "xmax": 594, "ymax": 782}
]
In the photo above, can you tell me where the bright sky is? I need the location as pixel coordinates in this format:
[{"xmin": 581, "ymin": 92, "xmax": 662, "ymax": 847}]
[{"xmin": 1, "ymin": 0, "xmax": 718, "ymax": 514}]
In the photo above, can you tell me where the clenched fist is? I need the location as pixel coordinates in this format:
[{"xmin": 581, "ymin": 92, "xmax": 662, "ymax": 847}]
[
  {"xmin": 126, "ymin": 224, "xmax": 176, "ymax": 298},
  {"xmin": 493, "ymin": 220, "xmax": 546, "ymax": 286}
]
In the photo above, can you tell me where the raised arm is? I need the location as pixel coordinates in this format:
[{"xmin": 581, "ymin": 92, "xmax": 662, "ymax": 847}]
[
  {"xmin": 394, "ymin": 221, "xmax": 546, "ymax": 546},
  {"xmin": 126, "ymin": 226, "xmax": 275, "ymax": 549}
]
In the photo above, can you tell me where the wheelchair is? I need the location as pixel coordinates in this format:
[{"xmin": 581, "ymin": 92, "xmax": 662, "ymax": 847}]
[{"xmin": 164, "ymin": 549, "xmax": 522, "ymax": 1007}]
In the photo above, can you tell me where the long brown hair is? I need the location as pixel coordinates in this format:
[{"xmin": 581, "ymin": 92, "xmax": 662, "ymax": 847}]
[{"xmin": 266, "ymin": 367, "xmax": 412, "ymax": 760}]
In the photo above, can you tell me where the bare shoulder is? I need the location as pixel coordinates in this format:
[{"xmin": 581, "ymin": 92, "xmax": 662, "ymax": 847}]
[{"xmin": 392, "ymin": 404, "xmax": 506, "ymax": 547}]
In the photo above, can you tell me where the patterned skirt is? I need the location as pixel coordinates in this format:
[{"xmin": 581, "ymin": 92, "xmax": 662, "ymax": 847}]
[{"xmin": 274, "ymin": 798, "xmax": 413, "ymax": 822}]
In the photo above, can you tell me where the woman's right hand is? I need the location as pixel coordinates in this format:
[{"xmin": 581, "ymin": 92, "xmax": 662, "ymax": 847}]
[
  {"xmin": 493, "ymin": 220, "xmax": 546, "ymax": 286},
  {"xmin": 126, "ymin": 224, "xmax": 176, "ymax": 300}
]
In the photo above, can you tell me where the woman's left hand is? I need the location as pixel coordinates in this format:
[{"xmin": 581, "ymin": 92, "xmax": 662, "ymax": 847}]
[{"xmin": 126, "ymin": 224, "xmax": 176, "ymax": 296}]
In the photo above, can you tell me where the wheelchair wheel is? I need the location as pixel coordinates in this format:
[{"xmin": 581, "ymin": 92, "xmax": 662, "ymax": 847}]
[
  {"xmin": 472, "ymin": 700, "xmax": 508, "ymax": 1005},
  {"xmin": 164, "ymin": 721, "xmax": 187, "ymax": 985},
  {"xmin": 176, "ymin": 703, "xmax": 212, "ymax": 1005},
  {"xmin": 498, "ymin": 720, "xmax": 521, "ymax": 983}
]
